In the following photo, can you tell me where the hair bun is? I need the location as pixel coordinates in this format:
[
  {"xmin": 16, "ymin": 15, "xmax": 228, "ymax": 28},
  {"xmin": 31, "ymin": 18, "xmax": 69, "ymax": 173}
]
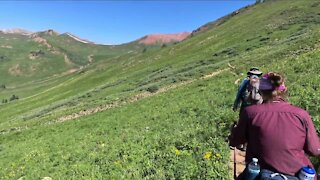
[{"xmin": 268, "ymin": 72, "xmax": 284, "ymax": 87}]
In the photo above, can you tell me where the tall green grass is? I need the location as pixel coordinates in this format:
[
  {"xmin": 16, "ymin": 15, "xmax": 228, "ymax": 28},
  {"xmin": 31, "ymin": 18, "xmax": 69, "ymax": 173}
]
[{"xmin": 0, "ymin": 0, "xmax": 319, "ymax": 179}]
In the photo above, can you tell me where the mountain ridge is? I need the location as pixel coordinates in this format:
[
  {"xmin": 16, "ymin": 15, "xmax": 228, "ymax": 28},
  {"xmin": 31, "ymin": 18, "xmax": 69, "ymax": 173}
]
[
  {"xmin": 1, "ymin": 27, "xmax": 191, "ymax": 45},
  {"xmin": 0, "ymin": 28, "xmax": 33, "ymax": 35},
  {"xmin": 137, "ymin": 32, "xmax": 191, "ymax": 45}
]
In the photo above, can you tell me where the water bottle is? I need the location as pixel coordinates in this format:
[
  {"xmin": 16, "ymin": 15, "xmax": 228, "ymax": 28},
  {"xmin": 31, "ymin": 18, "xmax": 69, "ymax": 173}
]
[
  {"xmin": 298, "ymin": 166, "xmax": 315, "ymax": 180},
  {"xmin": 246, "ymin": 158, "xmax": 260, "ymax": 180}
]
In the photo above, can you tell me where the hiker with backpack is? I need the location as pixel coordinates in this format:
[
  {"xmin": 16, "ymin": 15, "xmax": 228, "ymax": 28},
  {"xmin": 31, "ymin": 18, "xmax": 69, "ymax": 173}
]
[
  {"xmin": 232, "ymin": 67, "xmax": 263, "ymax": 152},
  {"xmin": 229, "ymin": 72, "xmax": 320, "ymax": 180},
  {"xmin": 233, "ymin": 67, "xmax": 263, "ymax": 112}
]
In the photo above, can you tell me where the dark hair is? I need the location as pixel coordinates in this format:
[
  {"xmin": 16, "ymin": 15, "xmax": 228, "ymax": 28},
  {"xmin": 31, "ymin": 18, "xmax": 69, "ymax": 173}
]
[{"xmin": 261, "ymin": 72, "xmax": 287, "ymax": 101}]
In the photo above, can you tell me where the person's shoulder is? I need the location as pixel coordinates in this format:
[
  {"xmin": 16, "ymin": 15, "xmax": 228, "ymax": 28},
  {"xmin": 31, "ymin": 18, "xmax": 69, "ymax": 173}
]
[
  {"xmin": 240, "ymin": 104, "xmax": 262, "ymax": 118},
  {"xmin": 240, "ymin": 78, "xmax": 249, "ymax": 85},
  {"xmin": 279, "ymin": 103, "xmax": 311, "ymax": 120},
  {"xmin": 242, "ymin": 104, "xmax": 262, "ymax": 113},
  {"xmin": 242, "ymin": 77, "xmax": 249, "ymax": 82},
  {"xmin": 287, "ymin": 103, "xmax": 310, "ymax": 117},
  {"xmin": 243, "ymin": 102, "xmax": 311, "ymax": 119}
]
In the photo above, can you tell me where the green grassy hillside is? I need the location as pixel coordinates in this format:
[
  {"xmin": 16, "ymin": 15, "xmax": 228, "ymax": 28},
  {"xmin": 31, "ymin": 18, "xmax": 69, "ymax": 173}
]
[
  {"xmin": 0, "ymin": 30, "xmax": 148, "ymax": 87},
  {"xmin": 0, "ymin": 0, "xmax": 319, "ymax": 179}
]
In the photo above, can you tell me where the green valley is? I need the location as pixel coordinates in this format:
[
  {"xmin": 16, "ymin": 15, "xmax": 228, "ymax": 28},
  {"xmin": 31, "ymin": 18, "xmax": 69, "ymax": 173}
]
[{"xmin": 0, "ymin": 0, "xmax": 319, "ymax": 179}]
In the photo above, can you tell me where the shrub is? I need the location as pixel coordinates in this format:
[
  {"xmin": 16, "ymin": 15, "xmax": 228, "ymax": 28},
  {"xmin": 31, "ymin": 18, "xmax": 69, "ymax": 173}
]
[
  {"xmin": 142, "ymin": 48, "xmax": 147, "ymax": 53},
  {"xmin": 146, "ymin": 85, "xmax": 159, "ymax": 93},
  {"xmin": 9, "ymin": 95, "xmax": 19, "ymax": 101}
]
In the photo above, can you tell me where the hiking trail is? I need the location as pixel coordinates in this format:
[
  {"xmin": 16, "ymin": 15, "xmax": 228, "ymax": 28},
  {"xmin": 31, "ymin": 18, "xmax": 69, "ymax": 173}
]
[
  {"xmin": 229, "ymin": 148, "xmax": 246, "ymax": 178},
  {"xmin": 1, "ymin": 68, "xmax": 229, "ymax": 137},
  {"xmin": 56, "ymin": 68, "xmax": 229, "ymax": 122}
]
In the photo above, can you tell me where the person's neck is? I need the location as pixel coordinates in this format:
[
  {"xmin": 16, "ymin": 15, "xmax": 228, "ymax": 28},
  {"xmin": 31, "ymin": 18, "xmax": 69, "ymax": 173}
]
[{"xmin": 264, "ymin": 97, "xmax": 284, "ymax": 103}]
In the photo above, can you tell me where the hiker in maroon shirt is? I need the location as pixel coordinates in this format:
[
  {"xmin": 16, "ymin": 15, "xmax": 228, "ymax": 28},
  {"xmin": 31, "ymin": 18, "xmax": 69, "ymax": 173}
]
[{"xmin": 229, "ymin": 72, "xmax": 320, "ymax": 179}]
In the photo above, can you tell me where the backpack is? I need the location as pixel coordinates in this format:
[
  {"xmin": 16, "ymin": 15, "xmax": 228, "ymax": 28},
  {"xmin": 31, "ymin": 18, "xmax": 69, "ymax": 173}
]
[{"xmin": 242, "ymin": 77, "xmax": 263, "ymax": 106}]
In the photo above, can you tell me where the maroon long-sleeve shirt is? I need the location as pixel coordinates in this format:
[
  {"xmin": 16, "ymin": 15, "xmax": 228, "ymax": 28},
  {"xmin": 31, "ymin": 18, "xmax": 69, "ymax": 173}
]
[{"xmin": 230, "ymin": 100, "xmax": 320, "ymax": 176}]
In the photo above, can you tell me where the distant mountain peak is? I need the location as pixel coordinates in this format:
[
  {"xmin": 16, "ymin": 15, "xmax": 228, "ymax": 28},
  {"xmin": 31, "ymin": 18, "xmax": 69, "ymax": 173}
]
[
  {"xmin": 43, "ymin": 29, "xmax": 60, "ymax": 36},
  {"xmin": 0, "ymin": 28, "xmax": 33, "ymax": 35},
  {"xmin": 29, "ymin": 29, "xmax": 60, "ymax": 38},
  {"xmin": 137, "ymin": 32, "xmax": 191, "ymax": 45}
]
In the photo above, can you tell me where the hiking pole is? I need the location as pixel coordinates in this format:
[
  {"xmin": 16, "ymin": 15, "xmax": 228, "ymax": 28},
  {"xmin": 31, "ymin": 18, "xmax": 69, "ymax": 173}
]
[{"xmin": 234, "ymin": 147, "xmax": 237, "ymax": 180}]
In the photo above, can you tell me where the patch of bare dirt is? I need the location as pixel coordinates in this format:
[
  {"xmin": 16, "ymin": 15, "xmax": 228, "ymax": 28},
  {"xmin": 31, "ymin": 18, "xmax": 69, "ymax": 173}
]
[
  {"xmin": 67, "ymin": 68, "xmax": 78, "ymax": 73},
  {"xmin": 56, "ymin": 68, "xmax": 228, "ymax": 123},
  {"xmin": 138, "ymin": 32, "xmax": 191, "ymax": 45},
  {"xmin": 30, "ymin": 64, "xmax": 37, "ymax": 72},
  {"xmin": 8, "ymin": 64, "xmax": 22, "ymax": 76},
  {"xmin": 29, "ymin": 54, "xmax": 36, "ymax": 60},
  {"xmin": 0, "ymin": 45, "xmax": 12, "ymax": 49},
  {"xmin": 63, "ymin": 54, "xmax": 73, "ymax": 65},
  {"xmin": 32, "ymin": 36, "xmax": 52, "ymax": 49},
  {"xmin": 88, "ymin": 54, "xmax": 93, "ymax": 63},
  {"xmin": 229, "ymin": 148, "xmax": 246, "ymax": 178},
  {"xmin": 201, "ymin": 69, "xmax": 228, "ymax": 79},
  {"xmin": 228, "ymin": 63, "xmax": 235, "ymax": 69},
  {"xmin": 234, "ymin": 79, "xmax": 241, "ymax": 85}
]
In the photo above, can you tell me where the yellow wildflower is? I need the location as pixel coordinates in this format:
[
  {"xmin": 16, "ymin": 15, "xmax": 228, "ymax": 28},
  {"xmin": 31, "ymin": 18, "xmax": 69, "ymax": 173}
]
[
  {"xmin": 203, "ymin": 151, "xmax": 212, "ymax": 160},
  {"xmin": 175, "ymin": 149, "xmax": 181, "ymax": 155}
]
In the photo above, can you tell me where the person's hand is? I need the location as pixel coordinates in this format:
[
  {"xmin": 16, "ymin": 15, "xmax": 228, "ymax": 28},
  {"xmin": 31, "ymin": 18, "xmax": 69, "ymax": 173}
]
[
  {"xmin": 230, "ymin": 121, "xmax": 237, "ymax": 131},
  {"xmin": 227, "ymin": 134, "xmax": 233, "ymax": 145},
  {"xmin": 228, "ymin": 121, "xmax": 238, "ymax": 145},
  {"xmin": 232, "ymin": 106, "xmax": 237, "ymax": 112}
]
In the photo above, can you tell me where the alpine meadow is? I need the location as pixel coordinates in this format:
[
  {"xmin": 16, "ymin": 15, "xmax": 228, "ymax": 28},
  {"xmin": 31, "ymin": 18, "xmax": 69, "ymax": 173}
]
[{"xmin": 0, "ymin": 0, "xmax": 320, "ymax": 179}]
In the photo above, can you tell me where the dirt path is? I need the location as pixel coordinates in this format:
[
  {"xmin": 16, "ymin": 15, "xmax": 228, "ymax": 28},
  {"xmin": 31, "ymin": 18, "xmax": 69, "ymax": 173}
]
[
  {"xmin": 63, "ymin": 54, "xmax": 73, "ymax": 65},
  {"xmin": 2, "ymin": 68, "xmax": 231, "ymax": 136},
  {"xmin": 229, "ymin": 148, "xmax": 246, "ymax": 179},
  {"xmin": 3, "ymin": 67, "xmax": 245, "ymax": 179},
  {"xmin": 56, "ymin": 68, "xmax": 229, "ymax": 122}
]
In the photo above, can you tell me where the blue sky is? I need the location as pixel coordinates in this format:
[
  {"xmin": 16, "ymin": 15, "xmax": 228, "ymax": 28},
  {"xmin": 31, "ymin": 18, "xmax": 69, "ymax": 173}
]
[{"xmin": 0, "ymin": 1, "xmax": 255, "ymax": 45}]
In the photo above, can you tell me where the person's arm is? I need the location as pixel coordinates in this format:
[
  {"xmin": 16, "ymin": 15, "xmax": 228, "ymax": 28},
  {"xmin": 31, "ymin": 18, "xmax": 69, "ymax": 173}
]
[
  {"xmin": 304, "ymin": 114, "xmax": 320, "ymax": 156},
  {"xmin": 229, "ymin": 109, "xmax": 249, "ymax": 147},
  {"xmin": 233, "ymin": 79, "xmax": 248, "ymax": 111}
]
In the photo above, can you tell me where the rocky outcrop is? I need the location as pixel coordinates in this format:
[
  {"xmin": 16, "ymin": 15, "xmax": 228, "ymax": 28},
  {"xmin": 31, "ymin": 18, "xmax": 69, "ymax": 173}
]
[
  {"xmin": 43, "ymin": 29, "xmax": 59, "ymax": 36},
  {"xmin": 29, "ymin": 50, "xmax": 45, "ymax": 59}
]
